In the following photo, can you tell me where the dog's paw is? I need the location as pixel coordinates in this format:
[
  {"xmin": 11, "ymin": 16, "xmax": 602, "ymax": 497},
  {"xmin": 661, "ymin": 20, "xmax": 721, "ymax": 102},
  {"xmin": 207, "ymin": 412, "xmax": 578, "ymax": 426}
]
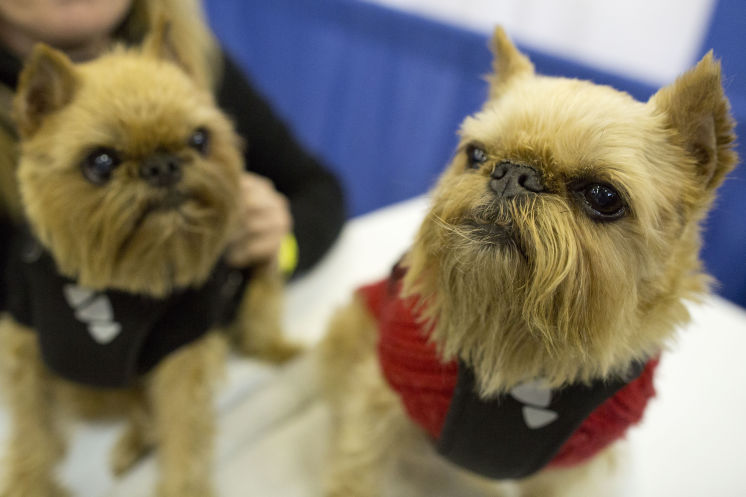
[
  {"xmin": 109, "ymin": 426, "xmax": 153, "ymax": 476},
  {"xmin": 159, "ymin": 491, "xmax": 215, "ymax": 497},
  {"xmin": 323, "ymin": 485, "xmax": 369, "ymax": 497},
  {"xmin": 323, "ymin": 491, "xmax": 348, "ymax": 497},
  {"xmin": 156, "ymin": 482, "xmax": 215, "ymax": 497},
  {"xmin": 323, "ymin": 477, "xmax": 379, "ymax": 497},
  {"xmin": 257, "ymin": 339, "xmax": 304, "ymax": 364},
  {"xmin": 235, "ymin": 332, "xmax": 304, "ymax": 364},
  {"xmin": 0, "ymin": 479, "xmax": 70, "ymax": 497}
]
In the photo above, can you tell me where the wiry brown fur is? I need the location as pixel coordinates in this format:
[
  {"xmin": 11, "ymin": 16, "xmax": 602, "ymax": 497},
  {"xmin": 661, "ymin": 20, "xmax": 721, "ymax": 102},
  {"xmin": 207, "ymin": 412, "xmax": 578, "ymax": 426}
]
[
  {"xmin": 0, "ymin": 30, "xmax": 295, "ymax": 497},
  {"xmin": 321, "ymin": 27, "xmax": 737, "ymax": 497},
  {"xmin": 14, "ymin": 41, "xmax": 241, "ymax": 298}
]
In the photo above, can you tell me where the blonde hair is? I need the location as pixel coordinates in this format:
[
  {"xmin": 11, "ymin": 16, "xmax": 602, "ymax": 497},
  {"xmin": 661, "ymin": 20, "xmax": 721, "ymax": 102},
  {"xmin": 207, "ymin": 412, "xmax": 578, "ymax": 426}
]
[
  {"xmin": 116, "ymin": 0, "xmax": 221, "ymax": 89},
  {"xmin": 0, "ymin": 86, "xmax": 21, "ymax": 220}
]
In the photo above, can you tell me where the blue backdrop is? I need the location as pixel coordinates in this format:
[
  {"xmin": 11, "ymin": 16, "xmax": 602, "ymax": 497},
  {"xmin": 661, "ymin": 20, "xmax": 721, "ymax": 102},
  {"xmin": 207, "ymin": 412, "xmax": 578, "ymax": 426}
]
[{"xmin": 205, "ymin": 0, "xmax": 746, "ymax": 308}]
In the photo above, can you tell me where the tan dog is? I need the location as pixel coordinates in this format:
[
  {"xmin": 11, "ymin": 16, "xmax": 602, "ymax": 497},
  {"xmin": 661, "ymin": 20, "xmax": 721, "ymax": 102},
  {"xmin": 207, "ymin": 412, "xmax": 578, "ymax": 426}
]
[
  {"xmin": 0, "ymin": 28, "xmax": 293, "ymax": 497},
  {"xmin": 320, "ymin": 28, "xmax": 737, "ymax": 497}
]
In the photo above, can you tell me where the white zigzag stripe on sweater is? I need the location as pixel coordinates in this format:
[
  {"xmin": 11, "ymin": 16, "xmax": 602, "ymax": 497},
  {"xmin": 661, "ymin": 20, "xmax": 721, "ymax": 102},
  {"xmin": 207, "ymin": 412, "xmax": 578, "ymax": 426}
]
[
  {"xmin": 62, "ymin": 284, "xmax": 122, "ymax": 344},
  {"xmin": 509, "ymin": 379, "xmax": 558, "ymax": 429}
]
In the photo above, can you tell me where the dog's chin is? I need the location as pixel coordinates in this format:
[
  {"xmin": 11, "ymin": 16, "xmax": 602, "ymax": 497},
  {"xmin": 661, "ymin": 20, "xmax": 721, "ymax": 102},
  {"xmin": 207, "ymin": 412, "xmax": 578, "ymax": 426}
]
[
  {"xmin": 131, "ymin": 190, "xmax": 191, "ymax": 232},
  {"xmin": 455, "ymin": 214, "xmax": 529, "ymax": 261},
  {"xmin": 59, "ymin": 194, "xmax": 235, "ymax": 297},
  {"xmin": 461, "ymin": 219, "xmax": 516, "ymax": 247}
]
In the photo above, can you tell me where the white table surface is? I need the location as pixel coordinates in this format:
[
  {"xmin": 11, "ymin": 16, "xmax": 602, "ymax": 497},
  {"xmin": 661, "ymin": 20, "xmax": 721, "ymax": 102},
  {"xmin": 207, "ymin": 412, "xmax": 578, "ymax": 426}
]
[{"xmin": 2, "ymin": 196, "xmax": 745, "ymax": 496}]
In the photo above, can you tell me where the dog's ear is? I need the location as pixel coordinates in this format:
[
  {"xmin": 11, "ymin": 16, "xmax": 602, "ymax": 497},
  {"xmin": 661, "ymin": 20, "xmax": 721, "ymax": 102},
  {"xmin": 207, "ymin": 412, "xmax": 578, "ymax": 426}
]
[
  {"xmin": 649, "ymin": 52, "xmax": 737, "ymax": 191},
  {"xmin": 14, "ymin": 44, "xmax": 79, "ymax": 137},
  {"xmin": 488, "ymin": 27, "xmax": 535, "ymax": 100}
]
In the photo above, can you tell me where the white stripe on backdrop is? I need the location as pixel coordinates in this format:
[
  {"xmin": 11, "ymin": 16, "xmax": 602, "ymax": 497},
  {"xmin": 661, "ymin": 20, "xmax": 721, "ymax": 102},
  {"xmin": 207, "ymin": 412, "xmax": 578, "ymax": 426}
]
[{"xmin": 364, "ymin": 0, "xmax": 718, "ymax": 85}]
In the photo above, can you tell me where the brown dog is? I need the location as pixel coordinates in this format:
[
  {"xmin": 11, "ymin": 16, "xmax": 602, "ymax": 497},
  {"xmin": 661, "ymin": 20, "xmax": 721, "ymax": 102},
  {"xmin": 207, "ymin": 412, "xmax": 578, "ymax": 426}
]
[
  {"xmin": 320, "ymin": 28, "xmax": 737, "ymax": 497},
  {"xmin": 0, "ymin": 28, "xmax": 293, "ymax": 497}
]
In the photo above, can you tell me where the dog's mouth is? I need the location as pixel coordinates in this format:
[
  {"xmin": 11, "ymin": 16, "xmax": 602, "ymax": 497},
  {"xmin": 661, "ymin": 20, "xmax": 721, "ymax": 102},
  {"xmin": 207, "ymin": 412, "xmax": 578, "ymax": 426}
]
[
  {"xmin": 114, "ymin": 190, "xmax": 199, "ymax": 263},
  {"xmin": 457, "ymin": 216, "xmax": 528, "ymax": 260},
  {"xmin": 158, "ymin": 189, "xmax": 190, "ymax": 209},
  {"xmin": 126, "ymin": 190, "xmax": 193, "ymax": 236},
  {"xmin": 141, "ymin": 190, "xmax": 189, "ymax": 217},
  {"xmin": 462, "ymin": 220, "xmax": 514, "ymax": 245}
]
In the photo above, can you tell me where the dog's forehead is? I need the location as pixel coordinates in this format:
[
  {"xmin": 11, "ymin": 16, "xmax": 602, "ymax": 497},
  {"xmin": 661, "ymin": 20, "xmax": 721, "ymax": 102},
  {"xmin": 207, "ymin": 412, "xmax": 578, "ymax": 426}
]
[
  {"xmin": 71, "ymin": 54, "xmax": 217, "ymax": 151},
  {"xmin": 461, "ymin": 77, "xmax": 662, "ymax": 177}
]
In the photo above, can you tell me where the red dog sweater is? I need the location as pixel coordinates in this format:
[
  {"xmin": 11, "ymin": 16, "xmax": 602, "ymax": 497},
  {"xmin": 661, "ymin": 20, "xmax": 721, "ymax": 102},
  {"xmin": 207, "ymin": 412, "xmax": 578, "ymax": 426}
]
[{"xmin": 358, "ymin": 270, "xmax": 658, "ymax": 479}]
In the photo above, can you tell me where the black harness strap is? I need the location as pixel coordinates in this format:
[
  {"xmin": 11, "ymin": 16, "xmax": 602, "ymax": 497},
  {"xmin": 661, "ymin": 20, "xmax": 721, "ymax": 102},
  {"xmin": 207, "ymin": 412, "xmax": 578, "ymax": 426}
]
[{"xmin": 436, "ymin": 360, "xmax": 644, "ymax": 479}]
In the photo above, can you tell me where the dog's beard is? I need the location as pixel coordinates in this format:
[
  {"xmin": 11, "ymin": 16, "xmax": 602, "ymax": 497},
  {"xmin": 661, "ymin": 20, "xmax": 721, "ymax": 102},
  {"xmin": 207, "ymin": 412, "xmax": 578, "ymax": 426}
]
[
  {"xmin": 403, "ymin": 193, "xmax": 647, "ymax": 394},
  {"xmin": 37, "ymin": 162, "xmax": 240, "ymax": 298}
]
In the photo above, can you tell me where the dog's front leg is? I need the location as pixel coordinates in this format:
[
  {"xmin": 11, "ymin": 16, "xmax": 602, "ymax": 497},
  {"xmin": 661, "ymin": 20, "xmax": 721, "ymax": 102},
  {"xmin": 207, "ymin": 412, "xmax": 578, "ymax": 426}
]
[
  {"xmin": 0, "ymin": 318, "xmax": 69, "ymax": 497},
  {"xmin": 147, "ymin": 332, "xmax": 226, "ymax": 497},
  {"xmin": 110, "ymin": 389, "xmax": 155, "ymax": 476},
  {"xmin": 324, "ymin": 355, "xmax": 412, "ymax": 497},
  {"xmin": 230, "ymin": 263, "xmax": 301, "ymax": 363}
]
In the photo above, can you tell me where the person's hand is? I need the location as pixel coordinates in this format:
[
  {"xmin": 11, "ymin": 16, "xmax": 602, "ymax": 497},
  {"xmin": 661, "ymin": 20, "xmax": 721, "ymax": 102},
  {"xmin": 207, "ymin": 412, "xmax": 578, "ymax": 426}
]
[{"xmin": 226, "ymin": 172, "xmax": 292, "ymax": 267}]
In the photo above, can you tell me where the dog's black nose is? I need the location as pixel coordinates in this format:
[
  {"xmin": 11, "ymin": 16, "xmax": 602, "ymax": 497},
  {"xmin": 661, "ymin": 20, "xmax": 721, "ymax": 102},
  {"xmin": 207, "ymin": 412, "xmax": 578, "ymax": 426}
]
[
  {"xmin": 140, "ymin": 154, "xmax": 182, "ymax": 188},
  {"xmin": 489, "ymin": 161, "xmax": 545, "ymax": 198}
]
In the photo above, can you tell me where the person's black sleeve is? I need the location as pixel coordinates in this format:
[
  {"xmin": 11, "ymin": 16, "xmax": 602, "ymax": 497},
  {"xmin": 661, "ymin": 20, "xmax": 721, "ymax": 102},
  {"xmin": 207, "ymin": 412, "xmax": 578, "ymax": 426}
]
[
  {"xmin": 0, "ymin": 218, "xmax": 12, "ymax": 312},
  {"xmin": 216, "ymin": 53, "xmax": 346, "ymax": 275}
]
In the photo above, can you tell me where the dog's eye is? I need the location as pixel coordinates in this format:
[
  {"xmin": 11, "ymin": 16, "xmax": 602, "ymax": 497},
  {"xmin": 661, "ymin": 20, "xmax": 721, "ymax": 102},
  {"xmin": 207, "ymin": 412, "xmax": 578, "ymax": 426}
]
[
  {"xmin": 466, "ymin": 144, "xmax": 488, "ymax": 169},
  {"xmin": 188, "ymin": 127, "xmax": 210, "ymax": 155},
  {"xmin": 82, "ymin": 148, "xmax": 121, "ymax": 185},
  {"xmin": 579, "ymin": 183, "xmax": 626, "ymax": 220}
]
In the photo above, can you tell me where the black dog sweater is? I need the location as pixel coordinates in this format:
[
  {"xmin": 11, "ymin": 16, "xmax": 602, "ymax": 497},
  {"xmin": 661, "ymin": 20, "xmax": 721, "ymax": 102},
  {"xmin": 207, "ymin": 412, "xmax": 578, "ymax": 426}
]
[{"xmin": 5, "ymin": 231, "xmax": 247, "ymax": 389}]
